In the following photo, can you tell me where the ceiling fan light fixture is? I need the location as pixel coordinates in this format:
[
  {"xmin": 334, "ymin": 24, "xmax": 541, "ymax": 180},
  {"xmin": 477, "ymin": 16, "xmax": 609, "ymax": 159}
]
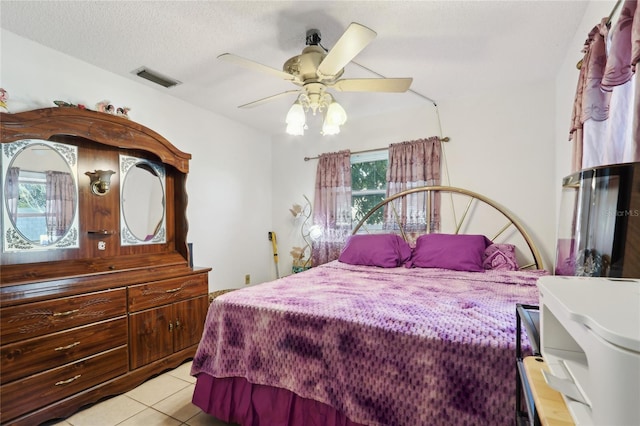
[
  {"xmin": 285, "ymin": 92, "xmax": 347, "ymax": 136},
  {"xmin": 222, "ymin": 22, "xmax": 413, "ymax": 136},
  {"xmin": 325, "ymin": 98, "xmax": 347, "ymax": 126},
  {"xmin": 322, "ymin": 96, "xmax": 347, "ymax": 135},
  {"xmin": 321, "ymin": 122, "xmax": 341, "ymax": 136},
  {"xmin": 286, "ymin": 99, "xmax": 306, "ymax": 135}
]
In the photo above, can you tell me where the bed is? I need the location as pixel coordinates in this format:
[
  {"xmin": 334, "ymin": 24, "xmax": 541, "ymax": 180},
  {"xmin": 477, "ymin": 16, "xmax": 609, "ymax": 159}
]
[{"xmin": 191, "ymin": 186, "xmax": 547, "ymax": 426}]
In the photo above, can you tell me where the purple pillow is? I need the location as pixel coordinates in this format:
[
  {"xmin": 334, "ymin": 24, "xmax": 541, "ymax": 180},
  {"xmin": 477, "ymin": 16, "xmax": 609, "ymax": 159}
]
[
  {"xmin": 339, "ymin": 234, "xmax": 412, "ymax": 267},
  {"xmin": 408, "ymin": 234, "xmax": 491, "ymax": 272},
  {"xmin": 483, "ymin": 243, "xmax": 519, "ymax": 271}
]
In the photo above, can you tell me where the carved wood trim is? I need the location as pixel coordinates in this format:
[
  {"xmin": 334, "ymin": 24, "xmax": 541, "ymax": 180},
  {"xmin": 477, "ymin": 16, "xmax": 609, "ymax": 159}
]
[{"xmin": 0, "ymin": 108, "xmax": 191, "ymax": 173}]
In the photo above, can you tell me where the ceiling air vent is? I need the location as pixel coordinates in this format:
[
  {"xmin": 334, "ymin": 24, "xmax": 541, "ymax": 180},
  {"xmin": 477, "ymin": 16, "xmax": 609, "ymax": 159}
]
[{"xmin": 132, "ymin": 67, "xmax": 181, "ymax": 88}]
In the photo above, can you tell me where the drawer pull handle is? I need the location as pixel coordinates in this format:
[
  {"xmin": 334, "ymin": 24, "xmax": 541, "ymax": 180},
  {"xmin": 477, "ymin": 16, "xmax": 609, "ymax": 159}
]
[
  {"xmin": 165, "ymin": 287, "xmax": 182, "ymax": 293},
  {"xmin": 52, "ymin": 309, "xmax": 79, "ymax": 317},
  {"xmin": 54, "ymin": 342, "xmax": 80, "ymax": 351},
  {"xmin": 169, "ymin": 322, "xmax": 174, "ymax": 332},
  {"xmin": 55, "ymin": 375, "xmax": 81, "ymax": 386},
  {"xmin": 176, "ymin": 319, "xmax": 181, "ymax": 329}
]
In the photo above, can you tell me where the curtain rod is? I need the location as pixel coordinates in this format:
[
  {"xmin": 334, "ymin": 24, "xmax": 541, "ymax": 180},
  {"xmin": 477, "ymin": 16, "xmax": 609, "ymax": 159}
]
[
  {"xmin": 608, "ymin": 0, "xmax": 623, "ymax": 24},
  {"xmin": 303, "ymin": 137, "xmax": 450, "ymax": 161}
]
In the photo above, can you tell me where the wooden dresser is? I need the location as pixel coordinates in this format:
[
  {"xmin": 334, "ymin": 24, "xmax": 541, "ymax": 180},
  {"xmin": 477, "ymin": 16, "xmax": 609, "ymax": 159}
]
[{"xmin": 0, "ymin": 108, "xmax": 211, "ymax": 425}]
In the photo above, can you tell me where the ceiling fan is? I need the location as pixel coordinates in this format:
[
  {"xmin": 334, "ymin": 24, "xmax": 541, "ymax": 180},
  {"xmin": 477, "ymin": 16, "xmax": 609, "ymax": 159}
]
[{"xmin": 218, "ymin": 22, "xmax": 413, "ymax": 134}]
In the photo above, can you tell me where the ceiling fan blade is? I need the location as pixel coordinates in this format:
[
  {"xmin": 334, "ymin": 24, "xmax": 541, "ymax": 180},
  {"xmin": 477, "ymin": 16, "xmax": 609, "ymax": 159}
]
[
  {"xmin": 317, "ymin": 22, "xmax": 377, "ymax": 77},
  {"xmin": 218, "ymin": 53, "xmax": 298, "ymax": 81},
  {"xmin": 332, "ymin": 78, "xmax": 413, "ymax": 93},
  {"xmin": 238, "ymin": 90, "xmax": 300, "ymax": 109}
]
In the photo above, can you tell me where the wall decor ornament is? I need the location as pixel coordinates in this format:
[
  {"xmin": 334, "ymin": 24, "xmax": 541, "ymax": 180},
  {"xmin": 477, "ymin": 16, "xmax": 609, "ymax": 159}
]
[
  {"xmin": 53, "ymin": 100, "xmax": 87, "ymax": 110},
  {"xmin": 289, "ymin": 195, "xmax": 314, "ymax": 272},
  {"xmin": 96, "ymin": 100, "xmax": 130, "ymax": 119},
  {"xmin": 0, "ymin": 88, "xmax": 9, "ymax": 112}
]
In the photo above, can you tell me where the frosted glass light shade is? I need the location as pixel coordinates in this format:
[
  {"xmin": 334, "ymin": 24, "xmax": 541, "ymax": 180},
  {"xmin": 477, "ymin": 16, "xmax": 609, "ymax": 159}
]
[
  {"xmin": 325, "ymin": 101, "xmax": 347, "ymax": 126},
  {"xmin": 308, "ymin": 225, "xmax": 323, "ymax": 241},
  {"xmin": 321, "ymin": 122, "xmax": 340, "ymax": 135},
  {"xmin": 286, "ymin": 102, "xmax": 305, "ymax": 125},
  {"xmin": 285, "ymin": 95, "xmax": 348, "ymax": 135},
  {"xmin": 285, "ymin": 101, "xmax": 306, "ymax": 135},
  {"xmin": 322, "ymin": 100, "xmax": 347, "ymax": 135}
]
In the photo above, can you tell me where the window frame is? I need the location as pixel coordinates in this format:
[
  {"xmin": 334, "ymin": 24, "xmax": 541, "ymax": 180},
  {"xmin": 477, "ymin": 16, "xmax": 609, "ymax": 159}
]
[{"xmin": 350, "ymin": 150, "xmax": 389, "ymax": 230}]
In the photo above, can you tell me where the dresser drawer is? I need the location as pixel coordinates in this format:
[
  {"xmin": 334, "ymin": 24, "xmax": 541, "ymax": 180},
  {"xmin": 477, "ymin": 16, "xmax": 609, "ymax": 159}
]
[
  {"xmin": 1, "ymin": 316, "xmax": 127, "ymax": 383},
  {"xmin": 0, "ymin": 288, "xmax": 127, "ymax": 345},
  {"xmin": 128, "ymin": 273, "xmax": 207, "ymax": 312},
  {"xmin": 0, "ymin": 346, "xmax": 128, "ymax": 424}
]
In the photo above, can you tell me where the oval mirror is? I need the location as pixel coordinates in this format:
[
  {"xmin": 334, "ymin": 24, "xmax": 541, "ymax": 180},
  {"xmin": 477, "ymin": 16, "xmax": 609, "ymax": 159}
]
[
  {"xmin": 1, "ymin": 139, "xmax": 79, "ymax": 251},
  {"xmin": 120, "ymin": 155, "xmax": 166, "ymax": 245}
]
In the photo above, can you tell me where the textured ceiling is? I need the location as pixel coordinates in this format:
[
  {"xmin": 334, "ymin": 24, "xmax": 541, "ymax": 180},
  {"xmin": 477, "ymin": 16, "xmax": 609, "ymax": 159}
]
[{"xmin": 0, "ymin": 1, "xmax": 589, "ymax": 135}]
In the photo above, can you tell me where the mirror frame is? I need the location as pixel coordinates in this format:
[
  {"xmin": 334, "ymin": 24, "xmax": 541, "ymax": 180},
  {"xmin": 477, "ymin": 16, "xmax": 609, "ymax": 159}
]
[
  {"xmin": 119, "ymin": 154, "xmax": 166, "ymax": 246},
  {"xmin": 1, "ymin": 139, "xmax": 80, "ymax": 252},
  {"xmin": 1, "ymin": 107, "xmax": 193, "ymax": 276}
]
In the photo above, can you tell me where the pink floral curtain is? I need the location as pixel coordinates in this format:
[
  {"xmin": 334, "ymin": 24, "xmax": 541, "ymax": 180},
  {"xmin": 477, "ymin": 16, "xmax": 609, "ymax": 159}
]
[
  {"xmin": 45, "ymin": 171, "xmax": 75, "ymax": 240},
  {"xmin": 570, "ymin": 0, "xmax": 640, "ymax": 172},
  {"xmin": 5, "ymin": 167, "xmax": 20, "ymax": 222},
  {"xmin": 312, "ymin": 150, "xmax": 352, "ymax": 266},
  {"xmin": 384, "ymin": 137, "xmax": 442, "ymax": 233}
]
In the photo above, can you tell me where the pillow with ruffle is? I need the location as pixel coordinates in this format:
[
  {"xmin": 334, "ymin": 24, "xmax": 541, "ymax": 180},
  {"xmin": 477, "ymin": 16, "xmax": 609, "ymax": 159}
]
[
  {"xmin": 482, "ymin": 243, "xmax": 519, "ymax": 271},
  {"xmin": 339, "ymin": 234, "xmax": 412, "ymax": 268}
]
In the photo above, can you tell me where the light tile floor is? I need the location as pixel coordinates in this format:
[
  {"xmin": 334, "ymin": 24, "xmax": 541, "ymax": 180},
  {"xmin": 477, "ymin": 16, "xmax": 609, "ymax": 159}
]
[{"xmin": 47, "ymin": 361, "xmax": 235, "ymax": 426}]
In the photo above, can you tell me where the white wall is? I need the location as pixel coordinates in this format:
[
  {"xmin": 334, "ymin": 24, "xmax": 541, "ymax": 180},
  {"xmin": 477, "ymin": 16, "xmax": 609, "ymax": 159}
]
[
  {"xmin": 271, "ymin": 80, "xmax": 558, "ymax": 273},
  {"xmin": 437, "ymin": 82, "xmax": 557, "ymax": 267},
  {"xmin": 0, "ymin": 29, "xmax": 274, "ymax": 291}
]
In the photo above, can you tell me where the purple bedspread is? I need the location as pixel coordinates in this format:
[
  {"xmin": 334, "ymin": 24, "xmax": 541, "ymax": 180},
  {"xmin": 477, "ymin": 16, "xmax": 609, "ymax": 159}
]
[{"xmin": 191, "ymin": 261, "xmax": 545, "ymax": 426}]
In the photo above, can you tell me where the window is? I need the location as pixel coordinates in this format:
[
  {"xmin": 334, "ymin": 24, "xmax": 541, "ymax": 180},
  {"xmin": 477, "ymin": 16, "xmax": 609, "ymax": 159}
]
[
  {"xmin": 15, "ymin": 170, "xmax": 48, "ymax": 242},
  {"xmin": 350, "ymin": 151, "xmax": 388, "ymax": 229}
]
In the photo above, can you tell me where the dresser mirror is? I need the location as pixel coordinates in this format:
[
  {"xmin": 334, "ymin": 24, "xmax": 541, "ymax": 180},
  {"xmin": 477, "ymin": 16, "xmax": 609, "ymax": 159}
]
[
  {"xmin": 1, "ymin": 139, "xmax": 79, "ymax": 252},
  {"xmin": 119, "ymin": 154, "xmax": 166, "ymax": 245}
]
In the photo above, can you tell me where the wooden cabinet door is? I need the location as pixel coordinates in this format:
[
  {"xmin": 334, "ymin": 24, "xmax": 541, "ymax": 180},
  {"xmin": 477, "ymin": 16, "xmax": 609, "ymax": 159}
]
[
  {"xmin": 173, "ymin": 296, "xmax": 208, "ymax": 352},
  {"xmin": 129, "ymin": 305, "xmax": 173, "ymax": 370}
]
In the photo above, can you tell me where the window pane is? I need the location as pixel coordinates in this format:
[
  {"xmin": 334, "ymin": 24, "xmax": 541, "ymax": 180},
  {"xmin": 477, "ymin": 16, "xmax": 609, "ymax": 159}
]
[
  {"xmin": 18, "ymin": 182, "xmax": 46, "ymax": 211},
  {"xmin": 16, "ymin": 176, "xmax": 48, "ymax": 242},
  {"xmin": 351, "ymin": 152, "xmax": 389, "ymax": 229},
  {"xmin": 351, "ymin": 160, "xmax": 387, "ymax": 191},
  {"xmin": 352, "ymin": 193, "xmax": 386, "ymax": 226}
]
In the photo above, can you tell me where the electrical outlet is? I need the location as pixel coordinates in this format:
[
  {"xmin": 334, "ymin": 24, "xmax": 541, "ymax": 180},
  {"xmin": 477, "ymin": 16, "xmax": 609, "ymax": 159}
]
[{"xmin": 245, "ymin": 274, "xmax": 250, "ymax": 285}]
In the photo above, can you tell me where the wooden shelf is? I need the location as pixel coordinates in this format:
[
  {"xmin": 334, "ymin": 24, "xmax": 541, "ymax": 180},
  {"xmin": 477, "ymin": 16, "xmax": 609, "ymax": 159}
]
[
  {"xmin": 522, "ymin": 356, "xmax": 574, "ymax": 426},
  {"xmin": 516, "ymin": 303, "xmax": 573, "ymax": 426}
]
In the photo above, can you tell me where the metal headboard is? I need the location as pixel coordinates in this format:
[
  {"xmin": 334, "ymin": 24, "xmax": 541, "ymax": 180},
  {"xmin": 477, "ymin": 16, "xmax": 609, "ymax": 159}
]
[{"xmin": 352, "ymin": 185, "xmax": 544, "ymax": 270}]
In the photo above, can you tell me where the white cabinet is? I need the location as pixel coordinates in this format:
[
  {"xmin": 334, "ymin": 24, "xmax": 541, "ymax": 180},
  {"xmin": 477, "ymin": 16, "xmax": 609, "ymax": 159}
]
[{"xmin": 538, "ymin": 276, "xmax": 640, "ymax": 425}]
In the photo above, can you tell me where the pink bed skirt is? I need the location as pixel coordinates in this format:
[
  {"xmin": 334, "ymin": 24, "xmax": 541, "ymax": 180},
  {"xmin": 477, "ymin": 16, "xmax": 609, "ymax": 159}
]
[{"xmin": 192, "ymin": 373, "xmax": 367, "ymax": 426}]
